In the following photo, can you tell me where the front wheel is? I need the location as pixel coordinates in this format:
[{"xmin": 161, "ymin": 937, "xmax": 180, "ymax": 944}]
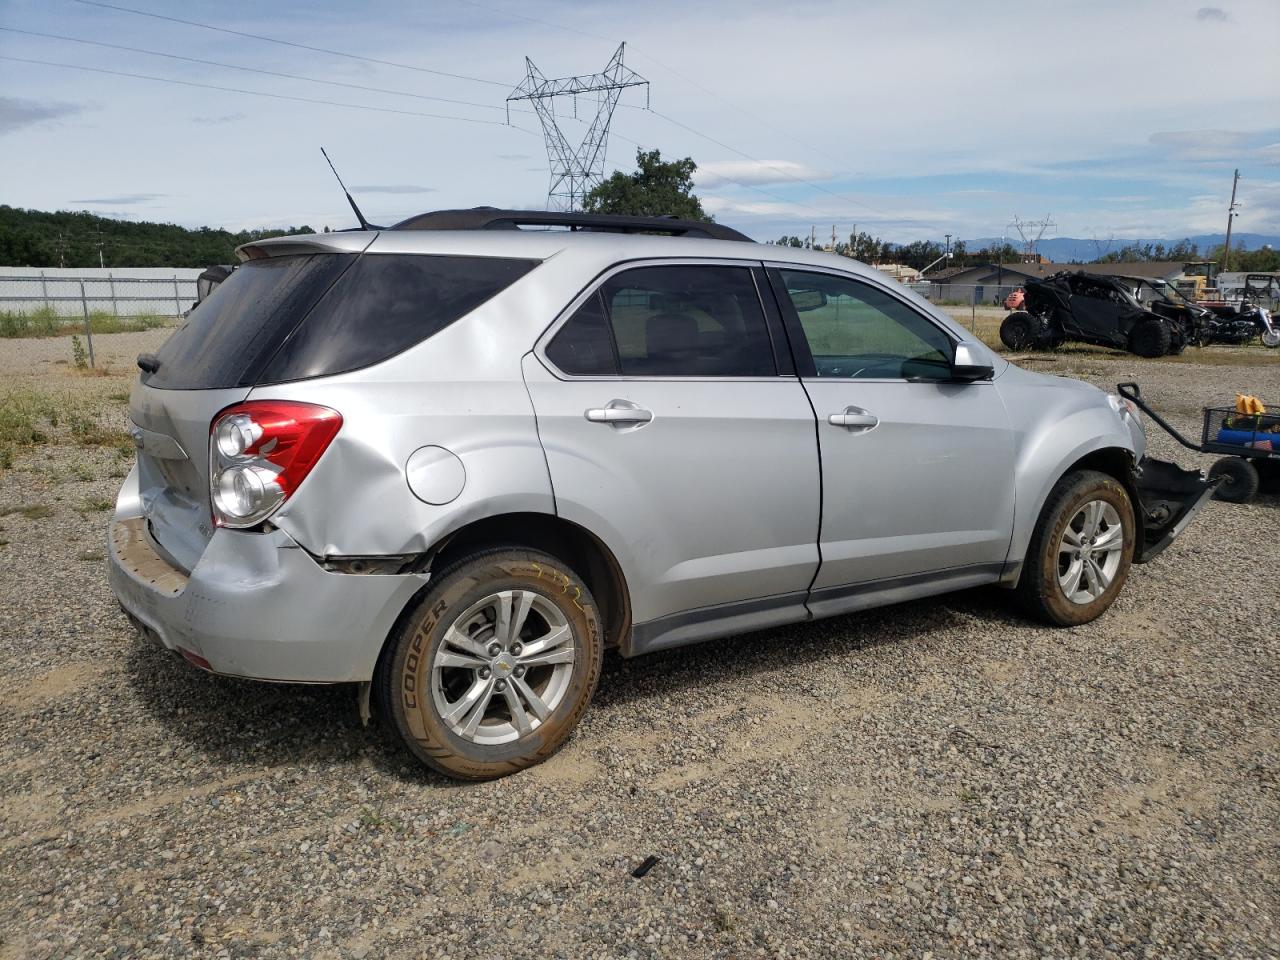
[
  {"xmin": 378, "ymin": 547, "xmax": 604, "ymax": 780},
  {"xmin": 1262, "ymin": 329, "xmax": 1280, "ymax": 348},
  {"xmin": 1000, "ymin": 311, "xmax": 1036, "ymax": 350},
  {"xmin": 1015, "ymin": 470, "xmax": 1135, "ymax": 626}
]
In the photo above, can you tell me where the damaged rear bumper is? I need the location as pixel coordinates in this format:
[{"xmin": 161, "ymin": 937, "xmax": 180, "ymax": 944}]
[
  {"xmin": 107, "ymin": 515, "xmax": 428, "ymax": 683},
  {"xmin": 1133, "ymin": 457, "xmax": 1219, "ymax": 564}
]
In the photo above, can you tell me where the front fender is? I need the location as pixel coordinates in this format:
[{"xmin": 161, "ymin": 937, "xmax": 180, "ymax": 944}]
[{"xmin": 1002, "ymin": 376, "xmax": 1141, "ymax": 572}]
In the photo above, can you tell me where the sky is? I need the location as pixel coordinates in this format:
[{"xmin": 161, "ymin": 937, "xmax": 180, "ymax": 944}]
[{"xmin": 2, "ymin": 0, "xmax": 1278, "ymax": 244}]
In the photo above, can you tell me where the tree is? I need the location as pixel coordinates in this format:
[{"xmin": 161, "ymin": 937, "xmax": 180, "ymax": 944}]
[
  {"xmin": 1205, "ymin": 243, "xmax": 1279, "ymax": 272},
  {"xmin": 582, "ymin": 149, "xmax": 711, "ymax": 221}
]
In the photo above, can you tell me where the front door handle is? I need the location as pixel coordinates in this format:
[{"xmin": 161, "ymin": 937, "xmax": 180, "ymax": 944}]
[
  {"xmin": 585, "ymin": 399, "xmax": 653, "ymax": 426},
  {"xmin": 828, "ymin": 407, "xmax": 878, "ymax": 430}
]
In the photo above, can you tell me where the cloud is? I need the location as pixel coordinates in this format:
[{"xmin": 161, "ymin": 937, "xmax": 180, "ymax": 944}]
[
  {"xmin": 348, "ymin": 184, "xmax": 436, "ymax": 194},
  {"xmin": 192, "ymin": 113, "xmax": 246, "ymax": 125},
  {"xmin": 497, "ymin": 153, "xmax": 533, "ymax": 161},
  {"xmin": 1148, "ymin": 129, "xmax": 1280, "ymax": 164},
  {"xmin": 69, "ymin": 194, "xmax": 164, "ymax": 205},
  {"xmin": 1195, "ymin": 6, "xmax": 1229, "ymax": 21},
  {"xmin": 695, "ymin": 159, "xmax": 829, "ymax": 188},
  {"xmin": 0, "ymin": 97, "xmax": 84, "ymax": 136}
]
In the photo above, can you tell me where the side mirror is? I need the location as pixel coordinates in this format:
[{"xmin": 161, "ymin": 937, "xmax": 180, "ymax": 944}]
[{"xmin": 951, "ymin": 341, "xmax": 994, "ymax": 381}]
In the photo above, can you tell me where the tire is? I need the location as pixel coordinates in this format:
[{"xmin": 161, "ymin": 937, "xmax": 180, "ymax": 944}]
[
  {"xmin": 1262, "ymin": 329, "xmax": 1280, "ymax": 349},
  {"xmin": 1128, "ymin": 318, "xmax": 1171, "ymax": 358},
  {"xmin": 1208, "ymin": 457, "xmax": 1260, "ymax": 504},
  {"xmin": 1015, "ymin": 470, "xmax": 1135, "ymax": 627},
  {"xmin": 1000, "ymin": 311, "xmax": 1036, "ymax": 350},
  {"xmin": 378, "ymin": 546, "xmax": 604, "ymax": 780}
]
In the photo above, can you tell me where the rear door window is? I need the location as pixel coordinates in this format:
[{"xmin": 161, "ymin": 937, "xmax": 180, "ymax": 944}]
[{"xmin": 546, "ymin": 265, "xmax": 776, "ymax": 378}]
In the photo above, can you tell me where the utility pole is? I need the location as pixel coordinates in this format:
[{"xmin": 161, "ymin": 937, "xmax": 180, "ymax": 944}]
[
  {"xmin": 830, "ymin": 224, "xmax": 836, "ymax": 251},
  {"xmin": 809, "ymin": 224, "xmax": 816, "ymax": 249},
  {"xmin": 1223, "ymin": 168, "xmax": 1240, "ymax": 274}
]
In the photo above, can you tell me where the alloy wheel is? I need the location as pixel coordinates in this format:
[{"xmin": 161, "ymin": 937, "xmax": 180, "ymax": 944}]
[
  {"xmin": 1057, "ymin": 499, "xmax": 1124, "ymax": 604},
  {"xmin": 430, "ymin": 589, "xmax": 576, "ymax": 745}
]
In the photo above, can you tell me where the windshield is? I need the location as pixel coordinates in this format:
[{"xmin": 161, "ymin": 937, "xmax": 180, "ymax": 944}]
[{"xmin": 1147, "ymin": 280, "xmax": 1190, "ymax": 305}]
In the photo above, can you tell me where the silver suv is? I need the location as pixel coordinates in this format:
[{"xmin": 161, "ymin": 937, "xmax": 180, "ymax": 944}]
[{"xmin": 108, "ymin": 209, "xmax": 1214, "ymax": 780}]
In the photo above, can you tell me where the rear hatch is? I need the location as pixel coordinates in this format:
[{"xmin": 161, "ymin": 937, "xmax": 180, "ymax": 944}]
[{"xmin": 129, "ymin": 238, "xmax": 539, "ymax": 569}]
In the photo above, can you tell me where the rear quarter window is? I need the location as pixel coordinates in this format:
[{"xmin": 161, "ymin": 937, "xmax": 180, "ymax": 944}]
[
  {"xmin": 260, "ymin": 254, "xmax": 539, "ymax": 383},
  {"xmin": 143, "ymin": 253, "xmax": 539, "ymax": 389}
]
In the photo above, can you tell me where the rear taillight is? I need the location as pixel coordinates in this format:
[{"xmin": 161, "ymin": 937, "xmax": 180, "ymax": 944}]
[{"xmin": 209, "ymin": 401, "xmax": 342, "ymax": 529}]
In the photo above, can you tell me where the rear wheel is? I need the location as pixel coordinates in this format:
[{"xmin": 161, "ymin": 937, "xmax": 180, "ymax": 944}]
[
  {"xmin": 1209, "ymin": 457, "xmax": 1260, "ymax": 504},
  {"xmin": 379, "ymin": 547, "xmax": 604, "ymax": 780},
  {"xmin": 1000, "ymin": 311, "xmax": 1036, "ymax": 350},
  {"xmin": 1128, "ymin": 318, "xmax": 1171, "ymax": 358},
  {"xmin": 1016, "ymin": 470, "xmax": 1135, "ymax": 626}
]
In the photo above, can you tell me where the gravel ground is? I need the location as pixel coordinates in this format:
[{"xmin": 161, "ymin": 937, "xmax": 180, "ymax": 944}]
[{"xmin": 1, "ymin": 334, "xmax": 1278, "ymax": 959}]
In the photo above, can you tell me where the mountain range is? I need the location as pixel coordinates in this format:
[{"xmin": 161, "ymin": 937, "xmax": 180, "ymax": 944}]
[{"xmin": 967, "ymin": 233, "xmax": 1279, "ymax": 263}]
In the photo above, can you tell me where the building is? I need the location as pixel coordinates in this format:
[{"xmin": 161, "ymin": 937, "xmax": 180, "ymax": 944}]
[
  {"xmin": 873, "ymin": 263, "xmax": 922, "ymax": 283},
  {"xmin": 922, "ymin": 260, "xmax": 1195, "ymax": 304}
]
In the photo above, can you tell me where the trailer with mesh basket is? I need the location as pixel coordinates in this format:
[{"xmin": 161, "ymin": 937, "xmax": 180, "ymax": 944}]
[{"xmin": 1118, "ymin": 382, "xmax": 1278, "ymax": 504}]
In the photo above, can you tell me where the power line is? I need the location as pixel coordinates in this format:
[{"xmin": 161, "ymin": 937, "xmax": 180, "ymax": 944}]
[
  {"xmin": 595, "ymin": 123, "xmax": 839, "ymax": 221},
  {"xmin": 452, "ymin": 0, "xmax": 855, "ymax": 170},
  {"xmin": 643, "ymin": 108, "xmax": 891, "ymax": 217},
  {"xmin": 0, "ymin": 55, "xmax": 537, "ymax": 132},
  {"xmin": 0, "ymin": 26, "xmax": 519, "ymax": 113},
  {"xmin": 71, "ymin": 0, "xmax": 512, "ymax": 87}
]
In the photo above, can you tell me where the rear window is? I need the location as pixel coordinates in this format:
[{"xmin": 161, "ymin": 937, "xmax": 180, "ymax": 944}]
[
  {"xmin": 144, "ymin": 253, "xmax": 539, "ymax": 389},
  {"xmin": 145, "ymin": 255, "xmax": 353, "ymax": 390}
]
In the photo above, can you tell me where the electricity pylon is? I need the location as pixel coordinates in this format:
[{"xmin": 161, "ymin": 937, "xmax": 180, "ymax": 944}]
[
  {"xmin": 1009, "ymin": 214, "xmax": 1056, "ymax": 260},
  {"xmin": 508, "ymin": 43, "xmax": 648, "ymax": 211}
]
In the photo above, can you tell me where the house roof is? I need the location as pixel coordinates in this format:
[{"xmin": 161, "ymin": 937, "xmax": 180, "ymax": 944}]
[{"xmin": 923, "ymin": 260, "xmax": 1188, "ymax": 284}]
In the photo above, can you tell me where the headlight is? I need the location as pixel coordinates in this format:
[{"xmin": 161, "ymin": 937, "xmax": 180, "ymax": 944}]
[{"xmin": 1106, "ymin": 393, "xmax": 1139, "ymax": 420}]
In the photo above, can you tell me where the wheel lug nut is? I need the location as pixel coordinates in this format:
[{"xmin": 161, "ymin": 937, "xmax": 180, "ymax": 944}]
[
  {"xmin": 487, "ymin": 642, "xmax": 502, "ymax": 657},
  {"xmin": 514, "ymin": 666, "xmax": 526, "ymax": 678},
  {"xmin": 495, "ymin": 679, "xmax": 507, "ymax": 692},
  {"xmin": 479, "ymin": 667, "xmax": 491, "ymax": 679},
  {"xmin": 510, "ymin": 642, "xmax": 523, "ymax": 656}
]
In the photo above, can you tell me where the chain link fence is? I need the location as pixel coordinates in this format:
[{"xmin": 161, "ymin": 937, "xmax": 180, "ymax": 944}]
[{"xmin": 0, "ymin": 272, "xmax": 196, "ymax": 376}]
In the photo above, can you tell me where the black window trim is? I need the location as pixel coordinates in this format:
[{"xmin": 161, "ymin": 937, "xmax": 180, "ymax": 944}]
[
  {"xmin": 762, "ymin": 263, "xmax": 977, "ymax": 385},
  {"xmin": 535, "ymin": 257, "xmax": 796, "ymax": 382}
]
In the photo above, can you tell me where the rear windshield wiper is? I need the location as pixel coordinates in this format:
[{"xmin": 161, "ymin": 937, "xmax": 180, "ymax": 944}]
[{"xmin": 137, "ymin": 353, "xmax": 161, "ymax": 373}]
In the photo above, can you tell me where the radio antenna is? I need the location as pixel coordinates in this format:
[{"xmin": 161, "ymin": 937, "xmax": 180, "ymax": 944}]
[{"xmin": 321, "ymin": 147, "xmax": 377, "ymax": 230}]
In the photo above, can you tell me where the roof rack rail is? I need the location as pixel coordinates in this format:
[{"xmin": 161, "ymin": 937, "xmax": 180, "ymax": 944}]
[{"xmin": 389, "ymin": 207, "xmax": 753, "ymax": 242}]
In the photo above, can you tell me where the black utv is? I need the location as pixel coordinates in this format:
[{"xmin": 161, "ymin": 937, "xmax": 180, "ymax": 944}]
[{"xmin": 1000, "ymin": 271, "xmax": 1204, "ymax": 358}]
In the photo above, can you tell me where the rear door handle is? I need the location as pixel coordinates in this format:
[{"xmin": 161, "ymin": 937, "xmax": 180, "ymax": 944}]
[
  {"xmin": 828, "ymin": 407, "xmax": 878, "ymax": 430},
  {"xmin": 585, "ymin": 399, "xmax": 653, "ymax": 426}
]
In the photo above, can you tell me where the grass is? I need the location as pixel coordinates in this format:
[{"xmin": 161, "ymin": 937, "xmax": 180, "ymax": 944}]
[
  {"xmin": 0, "ymin": 503, "xmax": 55, "ymax": 520},
  {"xmin": 0, "ymin": 306, "xmax": 175, "ymax": 339},
  {"xmin": 0, "ymin": 388, "xmax": 133, "ymax": 471}
]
